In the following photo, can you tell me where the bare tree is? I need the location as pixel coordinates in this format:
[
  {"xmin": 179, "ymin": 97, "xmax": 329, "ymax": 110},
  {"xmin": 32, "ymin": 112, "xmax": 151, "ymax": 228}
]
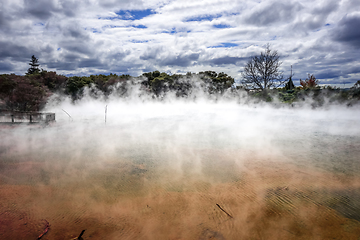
[{"xmin": 241, "ymin": 44, "xmax": 285, "ymax": 91}]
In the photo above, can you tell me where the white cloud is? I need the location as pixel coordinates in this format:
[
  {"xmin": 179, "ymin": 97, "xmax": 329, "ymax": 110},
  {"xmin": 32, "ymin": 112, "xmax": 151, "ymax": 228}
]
[{"xmin": 0, "ymin": 0, "xmax": 359, "ymax": 85}]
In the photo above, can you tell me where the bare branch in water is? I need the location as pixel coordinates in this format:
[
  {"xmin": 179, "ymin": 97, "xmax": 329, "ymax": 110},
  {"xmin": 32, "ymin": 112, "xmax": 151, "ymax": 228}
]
[
  {"xmin": 216, "ymin": 204, "xmax": 233, "ymax": 218},
  {"xmin": 37, "ymin": 219, "xmax": 50, "ymax": 239},
  {"xmin": 78, "ymin": 229, "xmax": 86, "ymax": 239}
]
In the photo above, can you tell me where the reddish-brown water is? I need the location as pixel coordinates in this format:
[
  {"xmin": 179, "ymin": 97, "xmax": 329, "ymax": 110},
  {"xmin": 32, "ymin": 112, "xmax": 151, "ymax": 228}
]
[
  {"xmin": 1, "ymin": 146, "xmax": 360, "ymax": 239},
  {"xmin": 1, "ymin": 104, "xmax": 360, "ymax": 239}
]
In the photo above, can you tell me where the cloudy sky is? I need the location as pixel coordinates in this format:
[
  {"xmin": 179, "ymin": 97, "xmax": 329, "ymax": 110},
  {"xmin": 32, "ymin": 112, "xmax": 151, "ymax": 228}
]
[{"xmin": 1, "ymin": 0, "xmax": 359, "ymax": 86}]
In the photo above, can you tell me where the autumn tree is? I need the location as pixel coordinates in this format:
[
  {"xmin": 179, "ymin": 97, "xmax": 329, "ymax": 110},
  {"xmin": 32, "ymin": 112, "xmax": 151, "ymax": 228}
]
[
  {"xmin": 39, "ymin": 71, "xmax": 68, "ymax": 92},
  {"xmin": 300, "ymin": 74, "xmax": 319, "ymax": 89},
  {"xmin": 0, "ymin": 74, "xmax": 49, "ymax": 111},
  {"xmin": 241, "ymin": 44, "xmax": 285, "ymax": 91}
]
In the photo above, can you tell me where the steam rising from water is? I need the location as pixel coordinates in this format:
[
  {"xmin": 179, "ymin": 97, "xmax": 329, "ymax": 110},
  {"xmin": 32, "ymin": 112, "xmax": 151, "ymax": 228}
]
[{"xmin": 1, "ymin": 91, "xmax": 360, "ymax": 239}]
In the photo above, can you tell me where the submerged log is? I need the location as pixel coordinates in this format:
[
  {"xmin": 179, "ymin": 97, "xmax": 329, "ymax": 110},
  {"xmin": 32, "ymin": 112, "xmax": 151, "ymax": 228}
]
[{"xmin": 37, "ymin": 220, "xmax": 50, "ymax": 239}]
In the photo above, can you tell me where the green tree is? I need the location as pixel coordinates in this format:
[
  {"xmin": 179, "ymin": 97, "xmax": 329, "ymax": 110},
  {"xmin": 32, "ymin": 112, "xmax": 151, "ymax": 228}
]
[
  {"xmin": 39, "ymin": 71, "xmax": 68, "ymax": 92},
  {"xmin": 199, "ymin": 71, "xmax": 234, "ymax": 94},
  {"xmin": 65, "ymin": 76, "xmax": 93, "ymax": 100},
  {"xmin": 27, "ymin": 55, "xmax": 40, "ymax": 75},
  {"xmin": 150, "ymin": 72, "xmax": 172, "ymax": 96},
  {"xmin": 284, "ymin": 77, "xmax": 295, "ymax": 90}
]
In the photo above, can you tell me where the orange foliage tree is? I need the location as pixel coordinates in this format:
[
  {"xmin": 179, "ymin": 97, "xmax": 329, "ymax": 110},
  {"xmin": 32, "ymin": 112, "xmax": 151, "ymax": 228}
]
[{"xmin": 300, "ymin": 74, "xmax": 319, "ymax": 89}]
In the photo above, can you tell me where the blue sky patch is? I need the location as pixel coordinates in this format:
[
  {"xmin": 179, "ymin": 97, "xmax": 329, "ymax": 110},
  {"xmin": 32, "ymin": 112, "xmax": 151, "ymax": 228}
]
[
  {"xmin": 163, "ymin": 28, "xmax": 177, "ymax": 34},
  {"xmin": 209, "ymin": 42, "xmax": 238, "ymax": 48},
  {"xmin": 213, "ymin": 24, "xmax": 231, "ymax": 29},
  {"xmin": 101, "ymin": 25, "xmax": 123, "ymax": 30},
  {"xmin": 185, "ymin": 14, "xmax": 222, "ymax": 22},
  {"xmin": 115, "ymin": 9, "xmax": 154, "ymax": 20},
  {"xmin": 130, "ymin": 40, "xmax": 149, "ymax": 43},
  {"xmin": 85, "ymin": 27, "xmax": 101, "ymax": 33},
  {"xmin": 162, "ymin": 28, "xmax": 191, "ymax": 35},
  {"xmin": 132, "ymin": 25, "xmax": 147, "ymax": 29}
]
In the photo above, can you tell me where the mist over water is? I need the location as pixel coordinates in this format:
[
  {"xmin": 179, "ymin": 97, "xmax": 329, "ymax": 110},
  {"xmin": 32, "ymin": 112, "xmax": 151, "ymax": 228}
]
[{"xmin": 1, "ymin": 91, "xmax": 360, "ymax": 239}]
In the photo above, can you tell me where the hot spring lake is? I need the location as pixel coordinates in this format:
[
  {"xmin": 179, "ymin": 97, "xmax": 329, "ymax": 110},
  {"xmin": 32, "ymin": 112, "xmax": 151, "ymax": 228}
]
[{"xmin": 1, "ymin": 101, "xmax": 360, "ymax": 239}]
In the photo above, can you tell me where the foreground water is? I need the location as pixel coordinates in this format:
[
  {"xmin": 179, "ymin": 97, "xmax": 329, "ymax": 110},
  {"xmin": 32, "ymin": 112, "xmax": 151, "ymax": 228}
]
[{"xmin": 1, "ymin": 102, "xmax": 360, "ymax": 239}]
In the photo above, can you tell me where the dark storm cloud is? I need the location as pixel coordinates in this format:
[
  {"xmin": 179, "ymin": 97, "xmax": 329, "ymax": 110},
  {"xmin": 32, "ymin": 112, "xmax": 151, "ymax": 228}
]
[
  {"xmin": 99, "ymin": 0, "xmax": 144, "ymax": 9},
  {"xmin": 0, "ymin": 41, "xmax": 32, "ymax": 61},
  {"xmin": 206, "ymin": 56, "xmax": 247, "ymax": 66},
  {"xmin": 315, "ymin": 70, "xmax": 343, "ymax": 80},
  {"xmin": 140, "ymin": 47, "xmax": 199, "ymax": 67},
  {"xmin": 48, "ymin": 61, "xmax": 77, "ymax": 71},
  {"xmin": 336, "ymin": 63, "xmax": 360, "ymax": 80},
  {"xmin": 332, "ymin": 14, "xmax": 360, "ymax": 48},
  {"xmin": 108, "ymin": 51, "xmax": 129, "ymax": 61},
  {"xmin": 0, "ymin": 8, "xmax": 27, "ymax": 33},
  {"xmin": 24, "ymin": 0, "xmax": 56, "ymax": 20},
  {"xmin": 0, "ymin": 11, "xmax": 7, "ymax": 28},
  {"xmin": 63, "ymin": 26, "xmax": 90, "ymax": 40},
  {"xmin": 311, "ymin": 0, "xmax": 339, "ymax": 16},
  {"xmin": 47, "ymin": 53, "xmax": 81, "ymax": 70},
  {"xmin": 110, "ymin": 62, "xmax": 144, "ymax": 75},
  {"xmin": 47, "ymin": 54, "xmax": 106, "ymax": 71},
  {"xmin": 140, "ymin": 47, "xmax": 163, "ymax": 61},
  {"xmin": 0, "ymin": 0, "xmax": 359, "ymax": 85},
  {"xmin": 159, "ymin": 53, "xmax": 200, "ymax": 67},
  {"xmin": 58, "ymin": 0, "xmax": 81, "ymax": 17},
  {"xmin": 23, "ymin": 0, "xmax": 81, "ymax": 20},
  {"xmin": 109, "ymin": 65, "xmax": 133, "ymax": 73},
  {"xmin": 349, "ymin": 65, "xmax": 360, "ymax": 75},
  {"xmin": 244, "ymin": 2, "xmax": 303, "ymax": 26},
  {"xmin": 299, "ymin": 43, "xmax": 360, "ymax": 69},
  {"xmin": 46, "ymin": 47, "xmax": 129, "ymax": 72},
  {"xmin": 290, "ymin": 44, "xmax": 360, "ymax": 84},
  {"xmin": 60, "ymin": 41, "xmax": 93, "ymax": 55},
  {"xmin": 62, "ymin": 53, "xmax": 83, "ymax": 62},
  {"xmin": 289, "ymin": 1, "xmax": 339, "ymax": 34},
  {"xmin": 0, "ymin": 62, "xmax": 15, "ymax": 72},
  {"xmin": 319, "ymin": 78, "xmax": 351, "ymax": 85},
  {"xmin": 78, "ymin": 58, "xmax": 105, "ymax": 68}
]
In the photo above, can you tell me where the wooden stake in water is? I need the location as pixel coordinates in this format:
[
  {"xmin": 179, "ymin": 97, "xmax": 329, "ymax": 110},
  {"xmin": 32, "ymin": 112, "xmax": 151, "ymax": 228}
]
[
  {"xmin": 62, "ymin": 109, "xmax": 73, "ymax": 121},
  {"xmin": 105, "ymin": 105, "xmax": 107, "ymax": 124}
]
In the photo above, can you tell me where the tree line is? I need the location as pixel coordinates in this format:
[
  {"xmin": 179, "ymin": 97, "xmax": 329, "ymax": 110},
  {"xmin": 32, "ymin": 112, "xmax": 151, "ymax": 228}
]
[{"xmin": 0, "ymin": 52, "xmax": 359, "ymax": 112}]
